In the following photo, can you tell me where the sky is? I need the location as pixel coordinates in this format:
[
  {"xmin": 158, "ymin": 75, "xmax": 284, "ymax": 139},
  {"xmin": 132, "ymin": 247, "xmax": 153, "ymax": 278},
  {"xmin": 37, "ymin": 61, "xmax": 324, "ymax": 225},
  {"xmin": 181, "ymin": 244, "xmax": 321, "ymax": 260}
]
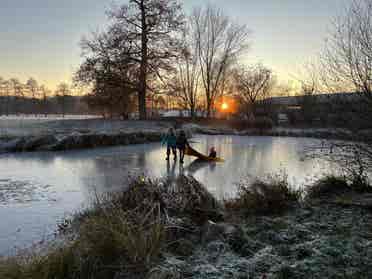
[{"xmin": 0, "ymin": 0, "xmax": 347, "ymax": 91}]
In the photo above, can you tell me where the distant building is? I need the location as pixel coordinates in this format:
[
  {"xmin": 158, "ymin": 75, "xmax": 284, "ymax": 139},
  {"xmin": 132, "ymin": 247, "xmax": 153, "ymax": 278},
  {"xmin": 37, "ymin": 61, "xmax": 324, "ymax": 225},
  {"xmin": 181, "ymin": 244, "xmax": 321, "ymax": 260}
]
[
  {"xmin": 159, "ymin": 109, "xmax": 204, "ymax": 118},
  {"xmin": 266, "ymin": 92, "xmax": 363, "ymax": 106},
  {"xmin": 265, "ymin": 92, "xmax": 370, "ymax": 127}
]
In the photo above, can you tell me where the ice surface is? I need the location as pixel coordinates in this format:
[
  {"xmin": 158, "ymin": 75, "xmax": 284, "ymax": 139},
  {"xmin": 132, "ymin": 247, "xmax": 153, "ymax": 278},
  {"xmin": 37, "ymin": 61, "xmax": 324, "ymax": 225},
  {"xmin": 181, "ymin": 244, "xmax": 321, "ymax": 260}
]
[{"xmin": 0, "ymin": 135, "xmax": 343, "ymax": 255}]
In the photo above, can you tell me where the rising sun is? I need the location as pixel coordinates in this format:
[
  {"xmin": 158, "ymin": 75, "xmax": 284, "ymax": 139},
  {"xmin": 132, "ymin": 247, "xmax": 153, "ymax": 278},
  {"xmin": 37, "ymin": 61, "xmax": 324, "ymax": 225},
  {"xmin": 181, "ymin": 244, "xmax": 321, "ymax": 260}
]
[{"xmin": 221, "ymin": 103, "xmax": 229, "ymax": 111}]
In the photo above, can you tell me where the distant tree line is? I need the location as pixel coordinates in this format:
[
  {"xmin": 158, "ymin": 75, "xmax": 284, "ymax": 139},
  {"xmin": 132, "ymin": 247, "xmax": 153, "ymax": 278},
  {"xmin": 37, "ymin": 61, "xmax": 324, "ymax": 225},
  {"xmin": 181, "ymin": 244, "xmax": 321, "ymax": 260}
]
[{"xmin": 0, "ymin": 77, "xmax": 89, "ymax": 116}]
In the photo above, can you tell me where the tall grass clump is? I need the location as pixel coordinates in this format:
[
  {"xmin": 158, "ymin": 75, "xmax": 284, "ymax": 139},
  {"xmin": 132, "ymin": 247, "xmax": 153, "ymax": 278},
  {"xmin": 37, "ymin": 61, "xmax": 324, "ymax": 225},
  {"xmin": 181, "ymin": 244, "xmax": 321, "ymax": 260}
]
[
  {"xmin": 78, "ymin": 203, "xmax": 165, "ymax": 272},
  {"xmin": 225, "ymin": 175, "xmax": 301, "ymax": 215},
  {"xmin": 0, "ymin": 245, "xmax": 77, "ymax": 279}
]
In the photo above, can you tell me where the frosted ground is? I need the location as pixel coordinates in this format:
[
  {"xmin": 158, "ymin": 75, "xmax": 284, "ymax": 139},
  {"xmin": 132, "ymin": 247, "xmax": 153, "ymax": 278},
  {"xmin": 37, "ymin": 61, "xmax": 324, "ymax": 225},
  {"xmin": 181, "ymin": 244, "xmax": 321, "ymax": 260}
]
[
  {"xmin": 1, "ymin": 116, "xmax": 370, "ymax": 154},
  {"xmin": 1, "ymin": 117, "xmax": 372, "ymax": 278},
  {"xmin": 0, "ymin": 115, "xmax": 171, "ymax": 138}
]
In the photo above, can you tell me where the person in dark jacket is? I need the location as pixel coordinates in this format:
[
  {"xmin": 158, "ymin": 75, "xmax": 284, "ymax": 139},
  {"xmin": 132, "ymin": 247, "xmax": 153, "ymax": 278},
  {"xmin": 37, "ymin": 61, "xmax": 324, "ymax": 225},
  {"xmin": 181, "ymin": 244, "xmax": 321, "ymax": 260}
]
[
  {"xmin": 176, "ymin": 130, "xmax": 189, "ymax": 164},
  {"xmin": 162, "ymin": 128, "xmax": 177, "ymax": 161}
]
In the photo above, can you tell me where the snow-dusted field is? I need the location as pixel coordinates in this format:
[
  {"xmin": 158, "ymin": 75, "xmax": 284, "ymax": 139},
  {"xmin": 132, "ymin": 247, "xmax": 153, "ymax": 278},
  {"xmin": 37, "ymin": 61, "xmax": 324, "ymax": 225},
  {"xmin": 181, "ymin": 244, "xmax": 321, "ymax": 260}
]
[
  {"xmin": 0, "ymin": 114, "xmax": 100, "ymax": 120},
  {"xmin": 0, "ymin": 116, "xmax": 171, "ymax": 138},
  {"xmin": 1, "ymin": 116, "xmax": 369, "ymax": 154},
  {"xmin": 0, "ymin": 115, "xmax": 98, "ymax": 137}
]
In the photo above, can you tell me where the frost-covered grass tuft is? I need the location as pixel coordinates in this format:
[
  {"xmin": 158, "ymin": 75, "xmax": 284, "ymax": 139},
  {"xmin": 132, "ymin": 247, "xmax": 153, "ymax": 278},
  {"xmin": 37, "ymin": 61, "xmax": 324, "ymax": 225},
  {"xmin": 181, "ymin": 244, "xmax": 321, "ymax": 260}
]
[
  {"xmin": 225, "ymin": 175, "xmax": 302, "ymax": 215},
  {"xmin": 306, "ymin": 176, "xmax": 350, "ymax": 199}
]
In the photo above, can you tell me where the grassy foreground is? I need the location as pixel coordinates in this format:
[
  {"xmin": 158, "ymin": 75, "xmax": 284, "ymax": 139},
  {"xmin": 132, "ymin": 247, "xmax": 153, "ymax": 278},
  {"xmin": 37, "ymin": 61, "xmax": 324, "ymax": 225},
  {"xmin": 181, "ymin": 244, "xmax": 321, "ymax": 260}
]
[{"xmin": 1, "ymin": 175, "xmax": 372, "ymax": 279}]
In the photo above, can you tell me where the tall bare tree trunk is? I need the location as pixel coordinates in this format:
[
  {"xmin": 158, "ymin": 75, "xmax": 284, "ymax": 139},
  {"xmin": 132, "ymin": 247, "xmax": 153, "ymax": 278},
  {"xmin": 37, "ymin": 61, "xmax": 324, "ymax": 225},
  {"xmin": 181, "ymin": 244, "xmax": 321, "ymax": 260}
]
[
  {"xmin": 43, "ymin": 92, "xmax": 47, "ymax": 117},
  {"xmin": 5, "ymin": 87, "xmax": 9, "ymax": 116},
  {"xmin": 139, "ymin": 0, "xmax": 148, "ymax": 120},
  {"xmin": 206, "ymin": 99, "xmax": 212, "ymax": 118}
]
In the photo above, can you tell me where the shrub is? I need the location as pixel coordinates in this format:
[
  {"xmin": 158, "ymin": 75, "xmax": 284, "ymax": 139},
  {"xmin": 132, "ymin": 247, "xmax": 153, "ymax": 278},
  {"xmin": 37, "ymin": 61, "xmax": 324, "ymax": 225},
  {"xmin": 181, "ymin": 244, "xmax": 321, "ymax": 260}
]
[
  {"xmin": 228, "ymin": 119, "xmax": 250, "ymax": 131},
  {"xmin": 78, "ymin": 205, "xmax": 165, "ymax": 270},
  {"xmin": 306, "ymin": 175, "xmax": 372, "ymax": 200},
  {"xmin": 350, "ymin": 174, "xmax": 371, "ymax": 192},
  {"xmin": 228, "ymin": 117, "xmax": 274, "ymax": 131},
  {"xmin": 254, "ymin": 116, "xmax": 274, "ymax": 129},
  {"xmin": 169, "ymin": 175, "xmax": 223, "ymax": 222},
  {"xmin": 347, "ymin": 160, "xmax": 372, "ymax": 193},
  {"xmin": 306, "ymin": 176, "xmax": 351, "ymax": 199},
  {"xmin": 325, "ymin": 143, "xmax": 372, "ymax": 193},
  {"xmin": 225, "ymin": 175, "xmax": 301, "ymax": 215},
  {"xmin": 102, "ymin": 175, "xmax": 222, "ymax": 223}
]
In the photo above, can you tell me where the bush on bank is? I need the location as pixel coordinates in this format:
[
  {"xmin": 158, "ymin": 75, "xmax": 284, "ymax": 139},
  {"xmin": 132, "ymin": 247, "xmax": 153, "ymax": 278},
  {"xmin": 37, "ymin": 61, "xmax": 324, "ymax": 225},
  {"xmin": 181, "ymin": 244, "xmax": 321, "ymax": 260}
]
[
  {"xmin": 306, "ymin": 175, "xmax": 372, "ymax": 200},
  {"xmin": 225, "ymin": 175, "xmax": 302, "ymax": 215},
  {"xmin": 228, "ymin": 117, "xmax": 274, "ymax": 131}
]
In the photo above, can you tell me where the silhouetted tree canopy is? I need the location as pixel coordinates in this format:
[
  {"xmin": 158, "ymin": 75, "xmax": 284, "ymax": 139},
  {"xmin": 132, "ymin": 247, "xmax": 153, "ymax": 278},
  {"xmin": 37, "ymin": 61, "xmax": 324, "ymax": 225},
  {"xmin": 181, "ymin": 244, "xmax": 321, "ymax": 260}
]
[
  {"xmin": 233, "ymin": 64, "xmax": 274, "ymax": 117},
  {"xmin": 192, "ymin": 5, "xmax": 250, "ymax": 117},
  {"xmin": 76, "ymin": 0, "xmax": 184, "ymax": 119}
]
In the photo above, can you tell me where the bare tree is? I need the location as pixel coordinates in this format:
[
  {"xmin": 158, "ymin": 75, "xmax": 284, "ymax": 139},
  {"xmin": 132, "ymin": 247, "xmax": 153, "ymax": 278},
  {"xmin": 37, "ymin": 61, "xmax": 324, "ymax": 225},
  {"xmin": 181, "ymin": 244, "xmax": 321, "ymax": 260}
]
[
  {"xmin": 9, "ymin": 78, "xmax": 25, "ymax": 115},
  {"xmin": 0, "ymin": 77, "xmax": 3, "ymax": 115},
  {"xmin": 318, "ymin": 0, "xmax": 372, "ymax": 175},
  {"xmin": 291, "ymin": 58, "xmax": 343, "ymax": 125},
  {"xmin": 2, "ymin": 80, "xmax": 11, "ymax": 116},
  {"xmin": 322, "ymin": 0, "xmax": 372, "ymax": 101},
  {"xmin": 56, "ymin": 83, "xmax": 71, "ymax": 118},
  {"xmin": 26, "ymin": 78, "xmax": 40, "ymax": 116},
  {"xmin": 316, "ymin": 0, "xmax": 372, "ymax": 128},
  {"xmin": 40, "ymin": 85, "xmax": 51, "ymax": 117},
  {"xmin": 297, "ymin": 62, "xmax": 323, "ymax": 123},
  {"xmin": 0, "ymin": 77, "xmax": 6, "ymax": 115},
  {"xmin": 233, "ymin": 64, "xmax": 274, "ymax": 118},
  {"xmin": 76, "ymin": 30, "xmax": 138, "ymax": 119},
  {"xmin": 168, "ymin": 23, "xmax": 200, "ymax": 118},
  {"xmin": 107, "ymin": 0, "xmax": 184, "ymax": 119},
  {"xmin": 192, "ymin": 5, "xmax": 250, "ymax": 117}
]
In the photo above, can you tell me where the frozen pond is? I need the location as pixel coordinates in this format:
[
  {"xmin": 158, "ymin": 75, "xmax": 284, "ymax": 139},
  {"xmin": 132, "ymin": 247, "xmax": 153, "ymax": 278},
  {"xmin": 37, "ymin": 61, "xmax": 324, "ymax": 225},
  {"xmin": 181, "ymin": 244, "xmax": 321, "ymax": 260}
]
[{"xmin": 0, "ymin": 135, "xmax": 337, "ymax": 255}]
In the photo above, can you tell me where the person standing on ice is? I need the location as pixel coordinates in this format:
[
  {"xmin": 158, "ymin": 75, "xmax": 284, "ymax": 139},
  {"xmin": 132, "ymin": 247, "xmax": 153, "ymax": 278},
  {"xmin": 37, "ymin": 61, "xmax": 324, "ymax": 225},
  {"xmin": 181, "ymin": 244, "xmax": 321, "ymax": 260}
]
[
  {"xmin": 176, "ymin": 130, "xmax": 189, "ymax": 164},
  {"xmin": 162, "ymin": 128, "xmax": 177, "ymax": 161}
]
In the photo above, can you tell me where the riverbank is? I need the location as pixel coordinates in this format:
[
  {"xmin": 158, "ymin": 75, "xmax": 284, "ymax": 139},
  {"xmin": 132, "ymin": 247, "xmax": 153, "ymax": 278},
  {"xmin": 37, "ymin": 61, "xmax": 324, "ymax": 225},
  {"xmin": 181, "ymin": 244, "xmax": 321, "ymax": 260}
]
[
  {"xmin": 2, "ymin": 175, "xmax": 372, "ymax": 279},
  {"xmin": 0, "ymin": 119, "xmax": 173, "ymax": 153},
  {"xmin": 183, "ymin": 123, "xmax": 372, "ymax": 142},
  {"xmin": 0, "ymin": 131, "xmax": 166, "ymax": 152},
  {"xmin": 1, "ymin": 118, "xmax": 371, "ymax": 153}
]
